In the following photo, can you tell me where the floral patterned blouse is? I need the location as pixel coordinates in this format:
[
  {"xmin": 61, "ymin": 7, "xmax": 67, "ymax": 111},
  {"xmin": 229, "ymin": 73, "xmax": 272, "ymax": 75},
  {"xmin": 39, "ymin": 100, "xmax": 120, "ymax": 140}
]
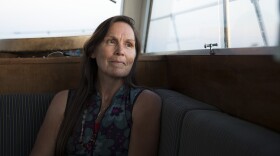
[{"xmin": 66, "ymin": 85, "xmax": 143, "ymax": 156}]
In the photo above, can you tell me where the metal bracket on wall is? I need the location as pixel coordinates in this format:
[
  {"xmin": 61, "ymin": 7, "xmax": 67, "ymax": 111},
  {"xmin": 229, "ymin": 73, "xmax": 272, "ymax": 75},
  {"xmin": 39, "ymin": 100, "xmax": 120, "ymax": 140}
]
[{"xmin": 204, "ymin": 43, "xmax": 218, "ymax": 55}]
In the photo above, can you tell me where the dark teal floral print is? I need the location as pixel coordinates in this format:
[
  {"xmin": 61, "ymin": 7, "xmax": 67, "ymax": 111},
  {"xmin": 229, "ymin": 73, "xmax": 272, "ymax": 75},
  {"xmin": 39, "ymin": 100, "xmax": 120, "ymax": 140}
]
[{"xmin": 66, "ymin": 85, "xmax": 143, "ymax": 156}]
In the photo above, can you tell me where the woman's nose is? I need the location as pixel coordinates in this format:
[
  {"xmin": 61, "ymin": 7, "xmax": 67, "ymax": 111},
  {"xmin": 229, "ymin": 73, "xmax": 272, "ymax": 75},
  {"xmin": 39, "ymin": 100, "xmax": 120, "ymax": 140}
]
[{"xmin": 115, "ymin": 44, "xmax": 125, "ymax": 56}]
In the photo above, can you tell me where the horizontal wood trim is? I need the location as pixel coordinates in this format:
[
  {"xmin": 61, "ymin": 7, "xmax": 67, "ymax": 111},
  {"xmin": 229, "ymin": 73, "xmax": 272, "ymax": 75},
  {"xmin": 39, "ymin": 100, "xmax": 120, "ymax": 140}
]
[
  {"xmin": 0, "ymin": 57, "xmax": 81, "ymax": 64},
  {"xmin": 0, "ymin": 36, "xmax": 90, "ymax": 52},
  {"xmin": 138, "ymin": 54, "xmax": 166, "ymax": 61},
  {"xmin": 0, "ymin": 54, "xmax": 166, "ymax": 64}
]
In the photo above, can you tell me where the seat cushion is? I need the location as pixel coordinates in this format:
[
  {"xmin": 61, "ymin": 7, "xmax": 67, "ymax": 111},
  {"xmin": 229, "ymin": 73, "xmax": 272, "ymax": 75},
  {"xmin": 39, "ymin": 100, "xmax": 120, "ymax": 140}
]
[
  {"xmin": 155, "ymin": 89, "xmax": 219, "ymax": 156},
  {"xmin": 179, "ymin": 110, "xmax": 280, "ymax": 156},
  {"xmin": 0, "ymin": 93, "xmax": 54, "ymax": 156}
]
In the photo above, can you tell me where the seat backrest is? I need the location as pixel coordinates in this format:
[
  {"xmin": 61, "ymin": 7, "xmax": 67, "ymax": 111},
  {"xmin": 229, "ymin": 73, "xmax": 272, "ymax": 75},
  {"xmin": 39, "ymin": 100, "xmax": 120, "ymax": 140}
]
[
  {"xmin": 179, "ymin": 110, "xmax": 280, "ymax": 156},
  {"xmin": 155, "ymin": 89, "xmax": 219, "ymax": 156},
  {"xmin": 0, "ymin": 93, "xmax": 54, "ymax": 156},
  {"xmin": 156, "ymin": 89, "xmax": 280, "ymax": 156}
]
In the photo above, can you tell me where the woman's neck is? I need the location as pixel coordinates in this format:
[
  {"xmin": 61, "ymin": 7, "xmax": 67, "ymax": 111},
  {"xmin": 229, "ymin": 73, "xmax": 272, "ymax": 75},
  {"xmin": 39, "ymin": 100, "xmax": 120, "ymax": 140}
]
[{"xmin": 96, "ymin": 74, "xmax": 124, "ymax": 102}]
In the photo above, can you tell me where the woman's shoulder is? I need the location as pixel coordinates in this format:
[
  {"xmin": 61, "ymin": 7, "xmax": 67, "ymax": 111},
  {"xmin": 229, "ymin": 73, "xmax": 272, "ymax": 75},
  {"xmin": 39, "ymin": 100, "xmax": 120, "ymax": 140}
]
[
  {"xmin": 52, "ymin": 90, "xmax": 69, "ymax": 104},
  {"xmin": 30, "ymin": 90, "xmax": 69, "ymax": 155},
  {"xmin": 133, "ymin": 89, "xmax": 162, "ymax": 117},
  {"xmin": 130, "ymin": 86, "xmax": 160, "ymax": 101},
  {"xmin": 48, "ymin": 90, "xmax": 69, "ymax": 116},
  {"xmin": 54, "ymin": 89, "xmax": 69, "ymax": 98},
  {"xmin": 138, "ymin": 89, "xmax": 161, "ymax": 103}
]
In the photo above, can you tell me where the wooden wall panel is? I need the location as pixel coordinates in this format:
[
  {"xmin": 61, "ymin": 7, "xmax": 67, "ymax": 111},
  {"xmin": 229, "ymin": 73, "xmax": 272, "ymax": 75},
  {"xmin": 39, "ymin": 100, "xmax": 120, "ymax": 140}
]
[
  {"xmin": 136, "ymin": 55, "xmax": 168, "ymax": 88},
  {"xmin": 0, "ymin": 36, "xmax": 89, "ymax": 52},
  {"xmin": 0, "ymin": 58, "xmax": 81, "ymax": 93},
  {"xmin": 167, "ymin": 55, "xmax": 280, "ymax": 132},
  {"xmin": 0, "ymin": 55, "xmax": 168, "ymax": 93}
]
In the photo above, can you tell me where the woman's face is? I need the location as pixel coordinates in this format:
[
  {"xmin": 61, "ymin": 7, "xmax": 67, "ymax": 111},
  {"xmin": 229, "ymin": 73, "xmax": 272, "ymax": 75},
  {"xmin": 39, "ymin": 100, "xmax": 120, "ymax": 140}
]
[{"xmin": 91, "ymin": 22, "xmax": 136, "ymax": 79}]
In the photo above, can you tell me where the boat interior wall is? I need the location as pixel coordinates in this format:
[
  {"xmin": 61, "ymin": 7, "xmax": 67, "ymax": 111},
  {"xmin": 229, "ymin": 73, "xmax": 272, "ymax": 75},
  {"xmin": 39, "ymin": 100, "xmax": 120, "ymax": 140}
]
[
  {"xmin": 0, "ymin": 36, "xmax": 89, "ymax": 52},
  {"xmin": 0, "ymin": 57, "xmax": 81, "ymax": 94},
  {"xmin": 166, "ymin": 54, "xmax": 280, "ymax": 133},
  {"xmin": 0, "ymin": 55, "xmax": 168, "ymax": 94},
  {"xmin": 0, "ymin": 47, "xmax": 279, "ymax": 133}
]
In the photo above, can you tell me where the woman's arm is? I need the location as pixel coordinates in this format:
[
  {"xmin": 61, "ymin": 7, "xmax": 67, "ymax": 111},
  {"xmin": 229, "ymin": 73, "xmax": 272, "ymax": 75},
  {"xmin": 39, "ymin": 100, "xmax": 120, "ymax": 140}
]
[
  {"xmin": 30, "ymin": 90, "xmax": 68, "ymax": 156},
  {"xmin": 128, "ymin": 89, "xmax": 162, "ymax": 156}
]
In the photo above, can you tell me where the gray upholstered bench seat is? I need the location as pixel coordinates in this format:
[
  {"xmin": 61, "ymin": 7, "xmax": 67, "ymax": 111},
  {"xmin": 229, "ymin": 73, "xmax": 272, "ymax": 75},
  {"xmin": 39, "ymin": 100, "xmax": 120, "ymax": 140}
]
[
  {"xmin": 0, "ymin": 93, "xmax": 54, "ymax": 156},
  {"xmin": 179, "ymin": 110, "xmax": 280, "ymax": 156},
  {"xmin": 155, "ymin": 89, "xmax": 219, "ymax": 156},
  {"xmin": 155, "ymin": 89, "xmax": 280, "ymax": 156},
  {"xmin": 1, "ymin": 89, "xmax": 280, "ymax": 156}
]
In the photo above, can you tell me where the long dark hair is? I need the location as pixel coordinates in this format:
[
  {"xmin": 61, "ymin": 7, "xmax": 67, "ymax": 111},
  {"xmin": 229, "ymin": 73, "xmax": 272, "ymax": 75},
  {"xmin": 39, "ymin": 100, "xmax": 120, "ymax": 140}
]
[{"xmin": 55, "ymin": 15, "xmax": 141, "ymax": 155}]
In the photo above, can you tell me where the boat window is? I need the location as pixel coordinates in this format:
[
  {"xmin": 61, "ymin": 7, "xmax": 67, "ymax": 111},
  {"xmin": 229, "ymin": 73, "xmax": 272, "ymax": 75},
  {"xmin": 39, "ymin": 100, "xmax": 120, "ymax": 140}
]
[
  {"xmin": 0, "ymin": 0, "xmax": 122, "ymax": 39},
  {"xmin": 146, "ymin": 0, "xmax": 279, "ymax": 53}
]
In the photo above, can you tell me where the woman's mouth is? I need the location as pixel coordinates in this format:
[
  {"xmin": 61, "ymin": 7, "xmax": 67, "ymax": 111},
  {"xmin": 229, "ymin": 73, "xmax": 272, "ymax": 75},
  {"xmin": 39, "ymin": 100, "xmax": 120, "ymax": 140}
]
[{"xmin": 110, "ymin": 61, "xmax": 126, "ymax": 66}]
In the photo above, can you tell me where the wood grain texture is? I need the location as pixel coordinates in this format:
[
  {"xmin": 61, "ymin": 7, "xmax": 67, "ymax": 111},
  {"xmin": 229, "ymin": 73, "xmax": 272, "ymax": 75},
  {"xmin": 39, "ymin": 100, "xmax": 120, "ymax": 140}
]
[
  {"xmin": 0, "ymin": 55, "xmax": 168, "ymax": 93},
  {"xmin": 0, "ymin": 57, "xmax": 81, "ymax": 93},
  {"xmin": 0, "ymin": 36, "xmax": 89, "ymax": 52},
  {"xmin": 166, "ymin": 55, "xmax": 280, "ymax": 132}
]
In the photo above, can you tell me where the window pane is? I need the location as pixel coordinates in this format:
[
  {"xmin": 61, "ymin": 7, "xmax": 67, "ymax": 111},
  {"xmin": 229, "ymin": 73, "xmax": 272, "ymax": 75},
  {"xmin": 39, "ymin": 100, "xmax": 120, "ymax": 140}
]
[
  {"xmin": 176, "ymin": 5, "xmax": 221, "ymax": 50},
  {"xmin": 147, "ymin": 0, "xmax": 221, "ymax": 52},
  {"xmin": 146, "ymin": 0, "xmax": 279, "ymax": 52},
  {"xmin": 229, "ymin": 0, "xmax": 279, "ymax": 47},
  {"xmin": 146, "ymin": 18, "xmax": 179, "ymax": 52},
  {"xmin": 0, "ymin": 0, "xmax": 122, "ymax": 39}
]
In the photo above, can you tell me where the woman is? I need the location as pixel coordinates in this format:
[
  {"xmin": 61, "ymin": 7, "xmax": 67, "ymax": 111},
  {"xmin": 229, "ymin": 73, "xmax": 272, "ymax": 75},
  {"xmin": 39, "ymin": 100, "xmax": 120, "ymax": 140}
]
[{"xmin": 30, "ymin": 15, "xmax": 161, "ymax": 156}]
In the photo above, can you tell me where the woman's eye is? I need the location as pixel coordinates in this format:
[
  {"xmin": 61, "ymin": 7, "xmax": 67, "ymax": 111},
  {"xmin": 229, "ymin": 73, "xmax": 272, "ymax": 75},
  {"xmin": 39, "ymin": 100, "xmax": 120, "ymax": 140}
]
[
  {"xmin": 126, "ymin": 42, "xmax": 134, "ymax": 48},
  {"xmin": 107, "ymin": 39, "xmax": 116, "ymax": 45}
]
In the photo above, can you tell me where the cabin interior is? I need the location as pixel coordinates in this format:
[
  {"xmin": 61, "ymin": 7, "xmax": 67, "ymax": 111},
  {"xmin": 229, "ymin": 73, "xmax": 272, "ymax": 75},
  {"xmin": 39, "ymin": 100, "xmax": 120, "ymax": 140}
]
[
  {"xmin": 1, "ymin": 43, "xmax": 280, "ymax": 133},
  {"xmin": 0, "ymin": 0, "xmax": 280, "ymax": 155}
]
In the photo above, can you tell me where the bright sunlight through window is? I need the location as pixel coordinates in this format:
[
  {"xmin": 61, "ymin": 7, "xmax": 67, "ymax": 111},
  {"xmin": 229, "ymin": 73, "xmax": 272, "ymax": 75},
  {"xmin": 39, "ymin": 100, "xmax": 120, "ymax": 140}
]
[{"xmin": 0, "ymin": 0, "xmax": 122, "ymax": 39}]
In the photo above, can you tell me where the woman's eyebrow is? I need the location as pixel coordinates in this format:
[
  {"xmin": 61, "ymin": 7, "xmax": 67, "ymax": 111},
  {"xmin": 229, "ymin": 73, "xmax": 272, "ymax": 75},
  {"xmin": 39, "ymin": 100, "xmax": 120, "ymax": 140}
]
[
  {"xmin": 126, "ymin": 39, "xmax": 135, "ymax": 42},
  {"xmin": 105, "ymin": 35, "xmax": 135, "ymax": 42},
  {"xmin": 104, "ymin": 35, "xmax": 115, "ymax": 39}
]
